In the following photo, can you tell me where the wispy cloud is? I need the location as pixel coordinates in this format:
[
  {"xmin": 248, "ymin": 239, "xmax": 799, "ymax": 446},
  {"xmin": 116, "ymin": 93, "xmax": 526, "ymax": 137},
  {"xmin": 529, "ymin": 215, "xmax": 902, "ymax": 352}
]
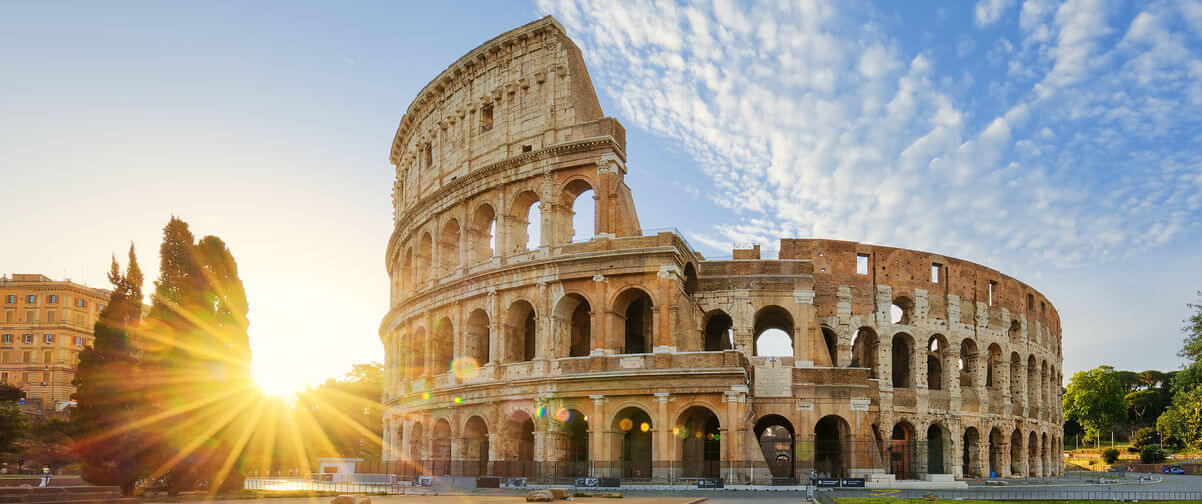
[{"xmin": 540, "ymin": 0, "xmax": 1202, "ymax": 271}]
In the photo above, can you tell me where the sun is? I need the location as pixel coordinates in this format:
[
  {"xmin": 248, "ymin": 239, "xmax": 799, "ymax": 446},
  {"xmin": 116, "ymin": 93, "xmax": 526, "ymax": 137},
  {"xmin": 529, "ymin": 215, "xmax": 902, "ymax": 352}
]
[{"xmin": 252, "ymin": 360, "xmax": 308, "ymax": 397}]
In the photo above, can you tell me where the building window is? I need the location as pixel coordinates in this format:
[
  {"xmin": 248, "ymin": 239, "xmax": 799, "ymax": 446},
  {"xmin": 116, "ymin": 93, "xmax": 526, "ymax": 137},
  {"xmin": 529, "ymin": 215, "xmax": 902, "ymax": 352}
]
[
  {"xmin": 24, "ymin": 310, "xmax": 34, "ymax": 322},
  {"xmin": 76, "ymin": 298, "xmax": 86, "ymax": 308},
  {"xmin": 42, "ymin": 350, "xmax": 51, "ymax": 364},
  {"xmin": 48, "ymin": 294, "xmax": 57, "ymax": 304},
  {"xmin": 26, "ymin": 295, "xmax": 36, "ymax": 303},
  {"xmin": 931, "ymin": 263, "xmax": 942, "ymax": 283},
  {"xmin": 99, "ymin": 304, "xmax": 105, "ymax": 312},
  {"xmin": 46, "ymin": 310, "xmax": 55, "ymax": 323},
  {"xmin": 856, "ymin": 254, "xmax": 869, "ymax": 275},
  {"xmin": 23, "ymin": 334, "xmax": 33, "ymax": 344},
  {"xmin": 480, "ymin": 104, "xmax": 494, "ymax": 132},
  {"xmin": 22, "ymin": 372, "xmax": 30, "ymax": 383},
  {"xmin": 988, "ymin": 281, "xmax": 998, "ymax": 306},
  {"xmin": 74, "ymin": 337, "xmax": 84, "ymax": 346},
  {"xmin": 0, "ymin": 372, "xmax": 7, "ymax": 383},
  {"xmin": 5, "ymin": 295, "xmax": 14, "ymax": 304},
  {"xmin": 44, "ymin": 334, "xmax": 54, "ymax": 344},
  {"xmin": 1, "ymin": 334, "xmax": 10, "ymax": 343},
  {"xmin": 22, "ymin": 351, "xmax": 31, "ymax": 363},
  {"xmin": 1, "ymin": 351, "xmax": 8, "ymax": 363}
]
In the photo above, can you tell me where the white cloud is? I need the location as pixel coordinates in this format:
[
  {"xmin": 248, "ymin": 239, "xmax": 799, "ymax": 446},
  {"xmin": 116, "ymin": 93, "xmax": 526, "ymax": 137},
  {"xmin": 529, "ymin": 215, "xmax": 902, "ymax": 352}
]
[
  {"xmin": 538, "ymin": 0, "xmax": 1202, "ymax": 271},
  {"xmin": 976, "ymin": 0, "xmax": 1016, "ymax": 26}
]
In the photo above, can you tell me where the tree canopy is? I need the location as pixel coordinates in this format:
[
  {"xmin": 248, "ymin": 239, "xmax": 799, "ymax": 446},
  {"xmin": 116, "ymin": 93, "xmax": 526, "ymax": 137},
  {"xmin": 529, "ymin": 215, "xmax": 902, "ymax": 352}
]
[{"xmin": 1063, "ymin": 365, "xmax": 1127, "ymax": 439}]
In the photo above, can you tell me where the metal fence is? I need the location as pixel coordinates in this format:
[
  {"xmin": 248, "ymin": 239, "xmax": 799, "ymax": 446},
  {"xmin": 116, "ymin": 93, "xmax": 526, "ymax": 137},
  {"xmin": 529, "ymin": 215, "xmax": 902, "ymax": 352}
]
[{"xmin": 820, "ymin": 488, "xmax": 1202, "ymax": 501}]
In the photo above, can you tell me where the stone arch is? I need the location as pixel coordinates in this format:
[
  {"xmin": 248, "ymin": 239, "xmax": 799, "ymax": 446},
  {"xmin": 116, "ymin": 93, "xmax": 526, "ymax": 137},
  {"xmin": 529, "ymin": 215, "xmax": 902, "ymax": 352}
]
[
  {"xmin": 927, "ymin": 334, "xmax": 948, "ymax": 390},
  {"xmin": 401, "ymin": 247, "xmax": 413, "ymax": 294},
  {"xmin": 1009, "ymin": 352, "xmax": 1024, "ymax": 405},
  {"xmin": 927, "ymin": 423, "xmax": 950, "ymax": 474},
  {"xmin": 431, "ymin": 418, "xmax": 452, "ymax": 474},
  {"xmin": 753, "ymin": 305, "xmax": 794, "ymax": 357},
  {"xmin": 682, "ymin": 263, "xmax": 698, "ymax": 297},
  {"xmin": 820, "ymin": 326, "xmax": 839, "ymax": 367},
  {"xmin": 464, "ymin": 309, "xmax": 490, "ymax": 368},
  {"xmin": 1027, "ymin": 354, "xmax": 1040, "ymax": 412},
  {"xmin": 553, "ymin": 292, "xmax": 593, "ymax": 358},
  {"xmin": 963, "ymin": 426, "xmax": 982, "ymax": 477},
  {"xmin": 676, "ymin": 405, "xmax": 721, "ymax": 478},
  {"xmin": 410, "ymin": 326, "xmax": 427, "ymax": 379},
  {"xmin": 509, "ymin": 189, "xmax": 542, "ymax": 253},
  {"xmin": 702, "ymin": 310, "xmax": 733, "ymax": 351},
  {"xmin": 988, "ymin": 426, "xmax": 1004, "ymax": 477},
  {"xmin": 462, "ymin": 415, "xmax": 489, "ymax": 476},
  {"xmin": 1010, "ymin": 428, "xmax": 1025, "ymax": 477},
  {"xmin": 754, "ymin": 414, "xmax": 795, "ymax": 478},
  {"xmin": 890, "ymin": 421, "xmax": 917, "ymax": 479},
  {"xmin": 986, "ymin": 343, "xmax": 1003, "ymax": 389},
  {"xmin": 891, "ymin": 295, "xmax": 915, "ymax": 324},
  {"xmin": 1028, "ymin": 431, "xmax": 1040, "ymax": 477},
  {"xmin": 611, "ymin": 406, "xmax": 653, "ymax": 479},
  {"xmin": 613, "ymin": 287, "xmax": 655, "ymax": 354},
  {"xmin": 432, "ymin": 316, "xmax": 454, "ymax": 375},
  {"xmin": 469, "ymin": 202, "xmax": 497, "ymax": 263},
  {"xmin": 505, "ymin": 300, "xmax": 537, "ymax": 362},
  {"xmin": 891, "ymin": 333, "xmax": 915, "ymax": 388},
  {"xmin": 438, "ymin": 218, "xmax": 461, "ymax": 275},
  {"xmin": 959, "ymin": 338, "xmax": 978, "ymax": 387},
  {"xmin": 814, "ymin": 414, "xmax": 851, "ymax": 478},
  {"xmin": 851, "ymin": 327, "xmax": 879, "ymax": 378},
  {"xmin": 562, "ymin": 177, "xmax": 595, "ymax": 243},
  {"xmin": 553, "ymin": 407, "xmax": 589, "ymax": 476},
  {"xmin": 417, "ymin": 232, "xmax": 433, "ymax": 283}
]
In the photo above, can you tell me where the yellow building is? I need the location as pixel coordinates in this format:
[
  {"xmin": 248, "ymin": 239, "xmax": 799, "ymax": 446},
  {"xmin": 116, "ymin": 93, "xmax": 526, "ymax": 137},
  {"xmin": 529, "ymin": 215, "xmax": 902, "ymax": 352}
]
[{"xmin": 0, "ymin": 274, "xmax": 111, "ymax": 410}]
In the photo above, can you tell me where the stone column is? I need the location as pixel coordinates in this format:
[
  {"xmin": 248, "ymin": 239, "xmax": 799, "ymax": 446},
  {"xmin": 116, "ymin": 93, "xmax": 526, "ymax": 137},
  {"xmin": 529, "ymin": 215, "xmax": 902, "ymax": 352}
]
[
  {"xmin": 653, "ymin": 392, "xmax": 670, "ymax": 480},
  {"xmin": 590, "ymin": 395, "xmax": 606, "ymax": 472}
]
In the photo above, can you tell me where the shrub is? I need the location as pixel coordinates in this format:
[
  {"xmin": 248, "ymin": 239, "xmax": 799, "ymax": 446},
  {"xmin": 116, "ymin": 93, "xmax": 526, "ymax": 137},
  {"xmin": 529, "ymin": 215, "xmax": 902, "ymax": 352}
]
[
  {"xmin": 1140, "ymin": 445, "xmax": 1168, "ymax": 463},
  {"xmin": 1131, "ymin": 427, "xmax": 1160, "ymax": 451},
  {"xmin": 1101, "ymin": 448, "xmax": 1120, "ymax": 464}
]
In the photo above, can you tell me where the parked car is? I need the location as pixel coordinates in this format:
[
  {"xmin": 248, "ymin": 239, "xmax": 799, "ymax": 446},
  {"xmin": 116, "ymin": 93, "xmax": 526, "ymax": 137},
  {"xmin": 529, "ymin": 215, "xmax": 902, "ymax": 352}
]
[{"xmin": 1161, "ymin": 466, "xmax": 1186, "ymax": 475}]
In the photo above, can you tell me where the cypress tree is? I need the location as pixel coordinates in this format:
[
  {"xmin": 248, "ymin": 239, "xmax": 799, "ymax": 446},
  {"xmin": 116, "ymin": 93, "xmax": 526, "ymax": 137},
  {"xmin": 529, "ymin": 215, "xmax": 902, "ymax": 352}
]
[{"xmin": 71, "ymin": 245, "xmax": 145, "ymax": 495}]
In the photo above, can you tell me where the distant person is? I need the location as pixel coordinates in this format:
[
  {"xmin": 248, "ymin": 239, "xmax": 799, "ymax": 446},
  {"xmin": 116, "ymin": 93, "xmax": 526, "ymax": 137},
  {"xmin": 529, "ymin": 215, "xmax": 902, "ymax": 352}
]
[{"xmin": 39, "ymin": 465, "xmax": 51, "ymax": 487}]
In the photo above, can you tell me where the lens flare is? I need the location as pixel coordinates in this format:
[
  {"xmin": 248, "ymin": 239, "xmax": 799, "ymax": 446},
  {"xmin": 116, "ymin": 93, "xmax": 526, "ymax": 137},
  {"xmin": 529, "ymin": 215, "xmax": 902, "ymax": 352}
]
[
  {"xmin": 619, "ymin": 418, "xmax": 633, "ymax": 431},
  {"xmin": 451, "ymin": 357, "xmax": 480, "ymax": 380},
  {"xmin": 639, "ymin": 422, "xmax": 650, "ymax": 432},
  {"xmin": 554, "ymin": 408, "xmax": 571, "ymax": 422},
  {"xmin": 453, "ymin": 396, "xmax": 463, "ymax": 404},
  {"xmin": 421, "ymin": 392, "xmax": 430, "ymax": 400},
  {"xmin": 535, "ymin": 406, "xmax": 548, "ymax": 418}
]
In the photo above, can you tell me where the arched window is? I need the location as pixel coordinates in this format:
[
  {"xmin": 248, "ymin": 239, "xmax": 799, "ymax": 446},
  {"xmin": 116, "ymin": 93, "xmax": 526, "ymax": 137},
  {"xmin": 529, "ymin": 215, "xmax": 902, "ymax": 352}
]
[
  {"xmin": 1010, "ymin": 352, "xmax": 1024, "ymax": 404},
  {"xmin": 891, "ymin": 333, "xmax": 914, "ymax": 388},
  {"xmin": 463, "ymin": 416, "xmax": 489, "ymax": 476},
  {"xmin": 554, "ymin": 293, "xmax": 592, "ymax": 357},
  {"xmin": 754, "ymin": 415, "xmax": 795, "ymax": 478},
  {"xmin": 438, "ymin": 219, "xmax": 460, "ymax": 275},
  {"xmin": 615, "ymin": 288, "xmax": 654, "ymax": 354},
  {"xmin": 814, "ymin": 415, "xmax": 850, "ymax": 478},
  {"xmin": 753, "ymin": 306, "xmax": 793, "ymax": 357},
  {"xmin": 470, "ymin": 204, "xmax": 497, "ymax": 263},
  {"xmin": 464, "ymin": 309, "xmax": 490, "ymax": 368},
  {"xmin": 927, "ymin": 334, "xmax": 947, "ymax": 390},
  {"xmin": 563, "ymin": 179, "xmax": 595, "ymax": 242},
  {"xmin": 850, "ymin": 327, "xmax": 878, "ymax": 377},
  {"xmin": 505, "ymin": 300, "xmax": 537, "ymax": 362},
  {"xmin": 959, "ymin": 338, "xmax": 977, "ymax": 387},
  {"xmin": 986, "ymin": 344, "xmax": 1003, "ymax": 389},
  {"xmin": 433, "ymin": 317, "xmax": 453, "ymax": 374},
  {"xmin": 821, "ymin": 327, "xmax": 839, "ymax": 367},
  {"xmin": 677, "ymin": 406, "xmax": 721, "ymax": 478},
  {"xmin": 417, "ymin": 233, "xmax": 433, "ymax": 283},
  {"xmin": 703, "ymin": 311, "xmax": 733, "ymax": 351},
  {"xmin": 401, "ymin": 248, "xmax": 413, "ymax": 294},
  {"xmin": 509, "ymin": 191, "xmax": 541, "ymax": 254},
  {"xmin": 683, "ymin": 263, "xmax": 698, "ymax": 297},
  {"xmin": 410, "ymin": 327, "xmax": 427, "ymax": 380},
  {"xmin": 501, "ymin": 410, "xmax": 535, "ymax": 476},
  {"xmin": 612, "ymin": 407, "xmax": 653, "ymax": 478},
  {"xmin": 891, "ymin": 296, "xmax": 914, "ymax": 324}
]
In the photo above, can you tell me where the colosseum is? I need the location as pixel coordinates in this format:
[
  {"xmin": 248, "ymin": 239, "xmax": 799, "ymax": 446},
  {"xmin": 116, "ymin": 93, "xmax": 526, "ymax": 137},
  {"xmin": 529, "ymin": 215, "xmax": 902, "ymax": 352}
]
[{"xmin": 380, "ymin": 16, "xmax": 1064, "ymax": 485}]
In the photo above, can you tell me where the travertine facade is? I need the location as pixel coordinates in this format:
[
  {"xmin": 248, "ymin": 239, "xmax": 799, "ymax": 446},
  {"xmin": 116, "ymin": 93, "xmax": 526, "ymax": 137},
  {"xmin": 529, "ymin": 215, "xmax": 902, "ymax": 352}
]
[
  {"xmin": 1, "ymin": 274, "xmax": 111, "ymax": 410},
  {"xmin": 380, "ymin": 17, "xmax": 1063, "ymax": 483}
]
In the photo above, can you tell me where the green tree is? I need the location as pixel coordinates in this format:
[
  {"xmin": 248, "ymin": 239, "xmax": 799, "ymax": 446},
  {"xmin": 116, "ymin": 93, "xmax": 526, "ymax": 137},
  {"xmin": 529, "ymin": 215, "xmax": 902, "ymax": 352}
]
[
  {"xmin": 1116, "ymin": 370, "xmax": 1140, "ymax": 392},
  {"xmin": 1181, "ymin": 291, "xmax": 1202, "ymax": 363},
  {"xmin": 0, "ymin": 382, "xmax": 26, "ymax": 403},
  {"xmin": 71, "ymin": 246, "xmax": 147, "ymax": 495},
  {"xmin": 0, "ymin": 403, "xmax": 27, "ymax": 453},
  {"xmin": 1125, "ymin": 389, "xmax": 1162, "ymax": 422},
  {"xmin": 1063, "ymin": 365, "xmax": 1127, "ymax": 440},
  {"xmin": 140, "ymin": 218, "xmax": 255, "ymax": 495},
  {"xmin": 296, "ymin": 362, "xmax": 383, "ymax": 460},
  {"xmin": 20, "ymin": 417, "xmax": 76, "ymax": 469},
  {"xmin": 1158, "ymin": 292, "xmax": 1202, "ymax": 449}
]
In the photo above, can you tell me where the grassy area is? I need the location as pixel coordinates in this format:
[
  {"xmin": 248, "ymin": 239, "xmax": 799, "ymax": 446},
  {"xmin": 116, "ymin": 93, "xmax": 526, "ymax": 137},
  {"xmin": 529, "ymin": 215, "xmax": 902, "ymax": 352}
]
[{"xmin": 834, "ymin": 500, "xmax": 1198, "ymax": 504}]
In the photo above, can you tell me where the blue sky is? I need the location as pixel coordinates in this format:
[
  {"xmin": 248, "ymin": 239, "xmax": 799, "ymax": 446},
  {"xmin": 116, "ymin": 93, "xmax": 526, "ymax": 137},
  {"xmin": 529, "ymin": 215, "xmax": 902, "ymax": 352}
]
[{"xmin": 1, "ymin": 1, "xmax": 1199, "ymax": 389}]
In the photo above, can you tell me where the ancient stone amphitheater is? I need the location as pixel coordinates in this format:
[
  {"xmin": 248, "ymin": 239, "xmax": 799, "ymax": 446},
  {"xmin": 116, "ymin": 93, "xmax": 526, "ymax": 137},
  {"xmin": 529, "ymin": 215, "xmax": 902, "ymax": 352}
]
[{"xmin": 380, "ymin": 16, "xmax": 1063, "ymax": 484}]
